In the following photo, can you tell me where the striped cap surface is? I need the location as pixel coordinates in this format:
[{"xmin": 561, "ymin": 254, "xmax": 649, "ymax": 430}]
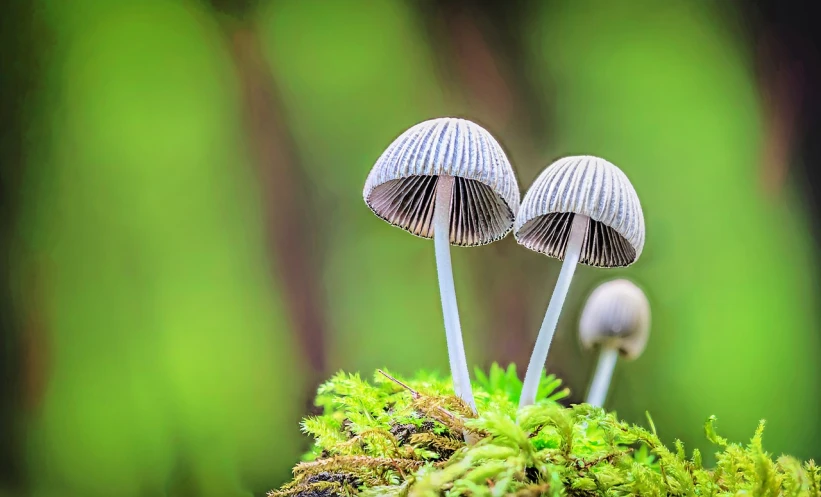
[
  {"xmin": 514, "ymin": 156, "xmax": 645, "ymax": 267},
  {"xmin": 363, "ymin": 117, "xmax": 520, "ymax": 246}
]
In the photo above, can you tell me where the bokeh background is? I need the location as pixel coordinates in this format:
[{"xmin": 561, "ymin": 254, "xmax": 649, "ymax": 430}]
[{"xmin": 2, "ymin": 1, "xmax": 821, "ymax": 496}]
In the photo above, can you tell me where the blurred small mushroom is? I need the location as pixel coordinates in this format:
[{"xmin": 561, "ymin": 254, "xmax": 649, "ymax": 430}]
[
  {"xmin": 515, "ymin": 156, "xmax": 645, "ymax": 407},
  {"xmin": 363, "ymin": 117, "xmax": 520, "ymax": 413},
  {"xmin": 579, "ymin": 278, "xmax": 651, "ymax": 407}
]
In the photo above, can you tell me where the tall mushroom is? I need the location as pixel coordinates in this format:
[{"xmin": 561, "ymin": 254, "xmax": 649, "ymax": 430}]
[
  {"xmin": 515, "ymin": 155, "xmax": 645, "ymax": 408},
  {"xmin": 363, "ymin": 117, "xmax": 520, "ymax": 412},
  {"xmin": 579, "ymin": 278, "xmax": 651, "ymax": 407}
]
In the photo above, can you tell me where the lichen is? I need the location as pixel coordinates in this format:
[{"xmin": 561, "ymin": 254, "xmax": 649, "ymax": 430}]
[{"xmin": 269, "ymin": 364, "xmax": 821, "ymax": 497}]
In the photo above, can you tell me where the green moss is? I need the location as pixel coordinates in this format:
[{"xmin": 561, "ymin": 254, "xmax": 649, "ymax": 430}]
[{"xmin": 269, "ymin": 364, "xmax": 820, "ymax": 497}]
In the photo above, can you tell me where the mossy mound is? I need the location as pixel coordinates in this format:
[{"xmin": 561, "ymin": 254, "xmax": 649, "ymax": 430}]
[{"xmin": 269, "ymin": 364, "xmax": 820, "ymax": 497}]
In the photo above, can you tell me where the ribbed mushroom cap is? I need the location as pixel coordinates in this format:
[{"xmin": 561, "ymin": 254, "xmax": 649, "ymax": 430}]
[
  {"xmin": 363, "ymin": 117, "xmax": 520, "ymax": 246},
  {"xmin": 514, "ymin": 156, "xmax": 645, "ymax": 267},
  {"xmin": 579, "ymin": 279, "xmax": 650, "ymax": 360}
]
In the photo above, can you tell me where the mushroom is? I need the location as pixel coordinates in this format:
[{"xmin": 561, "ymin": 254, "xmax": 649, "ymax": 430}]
[
  {"xmin": 514, "ymin": 155, "xmax": 645, "ymax": 407},
  {"xmin": 579, "ymin": 278, "xmax": 651, "ymax": 407},
  {"xmin": 363, "ymin": 117, "xmax": 520, "ymax": 412}
]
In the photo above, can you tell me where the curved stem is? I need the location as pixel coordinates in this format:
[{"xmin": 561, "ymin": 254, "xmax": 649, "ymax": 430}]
[
  {"xmin": 433, "ymin": 175, "xmax": 476, "ymax": 413},
  {"xmin": 519, "ymin": 214, "xmax": 589, "ymax": 408},
  {"xmin": 586, "ymin": 348, "xmax": 619, "ymax": 407}
]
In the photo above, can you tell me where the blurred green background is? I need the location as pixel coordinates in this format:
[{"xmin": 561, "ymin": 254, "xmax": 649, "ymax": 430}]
[{"xmin": 2, "ymin": 1, "xmax": 820, "ymax": 496}]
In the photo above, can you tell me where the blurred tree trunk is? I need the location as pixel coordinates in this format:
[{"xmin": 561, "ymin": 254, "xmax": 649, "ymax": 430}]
[
  {"xmin": 220, "ymin": 19, "xmax": 330, "ymax": 403},
  {"xmin": 0, "ymin": 0, "xmax": 35, "ymax": 492},
  {"xmin": 747, "ymin": 1, "xmax": 821, "ymax": 241}
]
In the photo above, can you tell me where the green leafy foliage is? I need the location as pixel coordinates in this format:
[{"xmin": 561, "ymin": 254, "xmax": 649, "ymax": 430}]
[{"xmin": 270, "ymin": 364, "xmax": 821, "ymax": 497}]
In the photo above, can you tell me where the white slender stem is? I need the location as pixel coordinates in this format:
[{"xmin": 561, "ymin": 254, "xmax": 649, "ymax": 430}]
[
  {"xmin": 519, "ymin": 214, "xmax": 589, "ymax": 408},
  {"xmin": 433, "ymin": 175, "xmax": 476, "ymax": 413},
  {"xmin": 586, "ymin": 348, "xmax": 619, "ymax": 407}
]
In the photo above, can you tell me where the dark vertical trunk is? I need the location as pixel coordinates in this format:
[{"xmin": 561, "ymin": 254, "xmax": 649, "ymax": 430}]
[
  {"xmin": 0, "ymin": 0, "xmax": 34, "ymax": 491},
  {"xmin": 214, "ymin": 11, "xmax": 330, "ymax": 408}
]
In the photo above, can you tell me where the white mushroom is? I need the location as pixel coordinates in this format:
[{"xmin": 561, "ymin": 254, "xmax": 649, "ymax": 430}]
[
  {"xmin": 515, "ymin": 155, "xmax": 645, "ymax": 407},
  {"xmin": 363, "ymin": 117, "xmax": 520, "ymax": 413},
  {"xmin": 580, "ymin": 278, "xmax": 651, "ymax": 407}
]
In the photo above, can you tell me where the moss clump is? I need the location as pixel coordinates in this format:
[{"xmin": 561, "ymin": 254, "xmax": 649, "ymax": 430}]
[{"xmin": 269, "ymin": 364, "xmax": 821, "ymax": 497}]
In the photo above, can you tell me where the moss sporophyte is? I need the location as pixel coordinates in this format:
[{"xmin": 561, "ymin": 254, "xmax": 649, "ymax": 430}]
[{"xmin": 269, "ymin": 364, "xmax": 821, "ymax": 497}]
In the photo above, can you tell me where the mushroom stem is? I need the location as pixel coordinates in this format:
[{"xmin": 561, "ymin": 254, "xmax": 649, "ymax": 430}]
[
  {"xmin": 519, "ymin": 213, "xmax": 589, "ymax": 408},
  {"xmin": 586, "ymin": 347, "xmax": 619, "ymax": 407},
  {"xmin": 433, "ymin": 175, "xmax": 476, "ymax": 413}
]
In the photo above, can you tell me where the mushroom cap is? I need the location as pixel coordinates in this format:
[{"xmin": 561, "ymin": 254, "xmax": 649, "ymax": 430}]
[
  {"xmin": 514, "ymin": 155, "xmax": 645, "ymax": 267},
  {"xmin": 579, "ymin": 279, "xmax": 650, "ymax": 360},
  {"xmin": 363, "ymin": 117, "xmax": 520, "ymax": 246}
]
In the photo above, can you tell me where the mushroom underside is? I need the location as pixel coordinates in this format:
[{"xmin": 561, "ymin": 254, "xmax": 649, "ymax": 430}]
[
  {"xmin": 517, "ymin": 213, "xmax": 637, "ymax": 267},
  {"xmin": 365, "ymin": 175, "xmax": 514, "ymax": 246},
  {"xmin": 589, "ymin": 342, "xmax": 636, "ymax": 360},
  {"xmin": 584, "ymin": 337, "xmax": 637, "ymax": 355}
]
